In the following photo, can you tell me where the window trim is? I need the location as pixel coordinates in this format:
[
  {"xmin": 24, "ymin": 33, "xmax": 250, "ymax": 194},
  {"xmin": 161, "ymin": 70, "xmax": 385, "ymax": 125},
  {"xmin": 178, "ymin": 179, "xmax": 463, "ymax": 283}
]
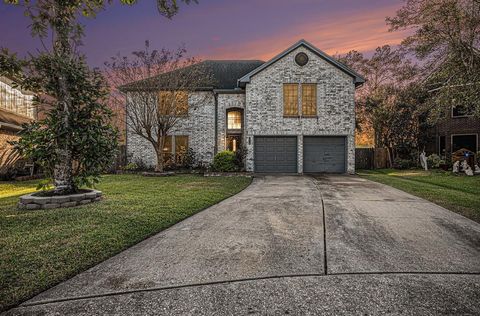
[
  {"xmin": 226, "ymin": 109, "xmax": 243, "ymax": 131},
  {"xmin": 283, "ymin": 83, "xmax": 299, "ymax": 117},
  {"xmin": 450, "ymin": 133, "xmax": 478, "ymax": 153},
  {"xmin": 301, "ymin": 83, "xmax": 318, "ymax": 117},
  {"xmin": 282, "ymin": 83, "xmax": 318, "ymax": 118}
]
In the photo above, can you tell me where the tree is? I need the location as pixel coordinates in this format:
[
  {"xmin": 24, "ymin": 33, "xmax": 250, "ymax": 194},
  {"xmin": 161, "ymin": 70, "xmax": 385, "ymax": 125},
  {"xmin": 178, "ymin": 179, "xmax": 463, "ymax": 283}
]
[
  {"xmin": 104, "ymin": 41, "xmax": 213, "ymax": 172},
  {"xmin": 338, "ymin": 46, "xmax": 426, "ymax": 161},
  {"xmin": 1, "ymin": 0, "xmax": 197, "ymax": 194},
  {"xmin": 387, "ymin": 0, "xmax": 480, "ymax": 120}
]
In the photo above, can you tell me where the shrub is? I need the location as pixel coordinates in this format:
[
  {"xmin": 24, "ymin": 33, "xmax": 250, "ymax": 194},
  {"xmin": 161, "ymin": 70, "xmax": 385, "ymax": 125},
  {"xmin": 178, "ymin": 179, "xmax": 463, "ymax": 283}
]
[
  {"xmin": 123, "ymin": 162, "xmax": 138, "ymax": 171},
  {"xmin": 211, "ymin": 151, "xmax": 237, "ymax": 172},
  {"xmin": 234, "ymin": 146, "xmax": 247, "ymax": 171},
  {"xmin": 182, "ymin": 148, "xmax": 197, "ymax": 169},
  {"xmin": 393, "ymin": 158, "xmax": 413, "ymax": 170},
  {"xmin": 427, "ymin": 154, "xmax": 442, "ymax": 169}
]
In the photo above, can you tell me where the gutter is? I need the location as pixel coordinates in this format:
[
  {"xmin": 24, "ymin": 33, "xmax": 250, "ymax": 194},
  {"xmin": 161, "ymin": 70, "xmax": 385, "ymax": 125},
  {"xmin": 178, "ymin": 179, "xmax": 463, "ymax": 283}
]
[{"xmin": 214, "ymin": 92, "xmax": 218, "ymax": 155}]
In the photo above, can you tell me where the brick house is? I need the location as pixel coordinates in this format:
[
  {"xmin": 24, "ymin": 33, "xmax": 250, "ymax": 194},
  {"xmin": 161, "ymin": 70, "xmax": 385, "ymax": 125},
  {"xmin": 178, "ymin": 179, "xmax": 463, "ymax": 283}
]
[
  {"xmin": 425, "ymin": 105, "xmax": 480, "ymax": 158},
  {"xmin": 125, "ymin": 40, "xmax": 365, "ymax": 174}
]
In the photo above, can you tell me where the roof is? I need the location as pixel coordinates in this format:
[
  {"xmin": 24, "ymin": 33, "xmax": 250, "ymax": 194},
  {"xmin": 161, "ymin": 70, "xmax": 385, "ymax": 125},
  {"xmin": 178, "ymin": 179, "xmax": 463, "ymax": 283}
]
[
  {"xmin": 0, "ymin": 108, "xmax": 33, "ymax": 131},
  {"xmin": 238, "ymin": 39, "xmax": 365, "ymax": 87},
  {"xmin": 120, "ymin": 60, "xmax": 264, "ymax": 91}
]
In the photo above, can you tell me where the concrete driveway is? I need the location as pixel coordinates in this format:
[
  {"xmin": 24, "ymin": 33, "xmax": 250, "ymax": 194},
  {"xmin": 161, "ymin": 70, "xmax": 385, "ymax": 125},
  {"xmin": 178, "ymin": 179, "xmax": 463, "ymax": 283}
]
[{"xmin": 5, "ymin": 175, "xmax": 480, "ymax": 315}]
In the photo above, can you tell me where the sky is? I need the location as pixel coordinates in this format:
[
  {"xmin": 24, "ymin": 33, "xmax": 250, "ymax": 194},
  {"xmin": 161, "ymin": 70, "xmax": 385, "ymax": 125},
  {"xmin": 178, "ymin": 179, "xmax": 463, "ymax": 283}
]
[{"xmin": 0, "ymin": 0, "xmax": 408, "ymax": 67}]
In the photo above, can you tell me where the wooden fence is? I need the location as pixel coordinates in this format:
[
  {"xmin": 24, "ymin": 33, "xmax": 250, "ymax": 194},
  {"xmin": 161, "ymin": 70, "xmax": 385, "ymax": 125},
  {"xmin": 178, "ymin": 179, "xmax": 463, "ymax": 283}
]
[{"xmin": 355, "ymin": 148, "xmax": 390, "ymax": 170}]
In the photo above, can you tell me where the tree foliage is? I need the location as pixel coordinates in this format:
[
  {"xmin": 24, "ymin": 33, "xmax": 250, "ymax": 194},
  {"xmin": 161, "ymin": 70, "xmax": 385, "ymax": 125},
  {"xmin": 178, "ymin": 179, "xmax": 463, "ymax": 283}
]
[
  {"xmin": 387, "ymin": 0, "xmax": 480, "ymax": 119},
  {"xmin": 339, "ymin": 46, "xmax": 428, "ymax": 160},
  {"xmin": 11, "ymin": 54, "xmax": 118, "ymax": 190},
  {"xmin": 104, "ymin": 41, "xmax": 213, "ymax": 172},
  {"xmin": 1, "ymin": 0, "xmax": 196, "ymax": 193}
]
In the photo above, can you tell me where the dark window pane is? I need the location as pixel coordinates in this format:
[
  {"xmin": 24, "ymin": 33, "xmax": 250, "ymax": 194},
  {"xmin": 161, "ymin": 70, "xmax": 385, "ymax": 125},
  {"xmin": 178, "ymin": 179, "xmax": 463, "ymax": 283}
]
[
  {"xmin": 452, "ymin": 135, "xmax": 477, "ymax": 153},
  {"xmin": 439, "ymin": 136, "xmax": 446, "ymax": 156},
  {"xmin": 452, "ymin": 105, "xmax": 474, "ymax": 117}
]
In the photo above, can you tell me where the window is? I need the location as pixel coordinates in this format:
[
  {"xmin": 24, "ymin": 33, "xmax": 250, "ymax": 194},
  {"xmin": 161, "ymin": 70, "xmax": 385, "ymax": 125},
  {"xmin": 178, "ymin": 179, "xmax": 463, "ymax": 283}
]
[
  {"xmin": 438, "ymin": 136, "xmax": 446, "ymax": 156},
  {"xmin": 302, "ymin": 84, "xmax": 317, "ymax": 116},
  {"xmin": 283, "ymin": 84, "xmax": 299, "ymax": 116},
  {"xmin": 158, "ymin": 91, "xmax": 188, "ymax": 116},
  {"xmin": 452, "ymin": 134, "xmax": 477, "ymax": 153},
  {"xmin": 452, "ymin": 105, "xmax": 474, "ymax": 118},
  {"xmin": 162, "ymin": 136, "xmax": 173, "ymax": 153},
  {"xmin": 175, "ymin": 136, "xmax": 188, "ymax": 154},
  {"xmin": 227, "ymin": 111, "xmax": 242, "ymax": 130}
]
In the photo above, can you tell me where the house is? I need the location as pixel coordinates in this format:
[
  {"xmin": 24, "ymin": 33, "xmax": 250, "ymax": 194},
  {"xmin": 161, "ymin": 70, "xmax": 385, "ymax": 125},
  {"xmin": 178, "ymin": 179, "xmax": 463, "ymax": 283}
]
[
  {"xmin": 425, "ymin": 105, "xmax": 480, "ymax": 158},
  {"xmin": 125, "ymin": 40, "xmax": 365, "ymax": 173},
  {"xmin": 0, "ymin": 76, "xmax": 36, "ymax": 166}
]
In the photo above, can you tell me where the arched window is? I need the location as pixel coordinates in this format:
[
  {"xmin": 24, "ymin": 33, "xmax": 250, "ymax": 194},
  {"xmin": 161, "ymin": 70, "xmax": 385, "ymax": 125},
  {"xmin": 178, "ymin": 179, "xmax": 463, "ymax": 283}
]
[{"xmin": 227, "ymin": 110, "xmax": 242, "ymax": 130}]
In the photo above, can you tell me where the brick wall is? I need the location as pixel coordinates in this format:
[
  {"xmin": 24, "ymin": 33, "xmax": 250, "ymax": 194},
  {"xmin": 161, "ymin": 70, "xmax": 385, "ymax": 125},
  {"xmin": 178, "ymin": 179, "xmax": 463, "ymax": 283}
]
[
  {"xmin": 126, "ymin": 91, "xmax": 216, "ymax": 167},
  {"xmin": 244, "ymin": 46, "xmax": 356, "ymax": 173},
  {"xmin": 433, "ymin": 115, "xmax": 480, "ymax": 154},
  {"xmin": 216, "ymin": 93, "xmax": 246, "ymax": 151}
]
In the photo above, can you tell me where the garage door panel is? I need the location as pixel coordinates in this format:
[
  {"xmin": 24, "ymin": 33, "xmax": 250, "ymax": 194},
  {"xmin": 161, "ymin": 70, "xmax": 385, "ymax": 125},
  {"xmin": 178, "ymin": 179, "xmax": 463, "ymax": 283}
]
[
  {"xmin": 255, "ymin": 136, "xmax": 297, "ymax": 173},
  {"xmin": 304, "ymin": 136, "xmax": 346, "ymax": 173}
]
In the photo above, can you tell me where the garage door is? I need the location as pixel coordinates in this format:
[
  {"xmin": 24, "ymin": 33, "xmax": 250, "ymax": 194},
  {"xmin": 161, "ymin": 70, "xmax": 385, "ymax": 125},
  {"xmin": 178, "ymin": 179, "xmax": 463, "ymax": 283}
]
[
  {"xmin": 303, "ymin": 136, "xmax": 346, "ymax": 173},
  {"xmin": 254, "ymin": 136, "xmax": 297, "ymax": 173}
]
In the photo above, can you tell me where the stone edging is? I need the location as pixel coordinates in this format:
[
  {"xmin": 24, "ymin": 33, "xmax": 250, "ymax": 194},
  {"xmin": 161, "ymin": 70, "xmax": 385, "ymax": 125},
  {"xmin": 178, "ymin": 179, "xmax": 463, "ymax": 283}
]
[{"xmin": 18, "ymin": 189, "xmax": 103, "ymax": 210}]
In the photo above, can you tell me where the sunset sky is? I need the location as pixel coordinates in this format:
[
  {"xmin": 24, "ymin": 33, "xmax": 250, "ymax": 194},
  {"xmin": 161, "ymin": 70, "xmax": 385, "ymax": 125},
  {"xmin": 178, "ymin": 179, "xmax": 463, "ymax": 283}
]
[{"xmin": 0, "ymin": 0, "xmax": 408, "ymax": 67}]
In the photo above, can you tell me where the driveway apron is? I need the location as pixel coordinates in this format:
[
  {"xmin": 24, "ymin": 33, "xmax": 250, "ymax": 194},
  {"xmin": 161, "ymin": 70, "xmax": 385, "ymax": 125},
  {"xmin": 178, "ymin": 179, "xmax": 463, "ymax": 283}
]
[{"xmin": 5, "ymin": 175, "xmax": 480, "ymax": 315}]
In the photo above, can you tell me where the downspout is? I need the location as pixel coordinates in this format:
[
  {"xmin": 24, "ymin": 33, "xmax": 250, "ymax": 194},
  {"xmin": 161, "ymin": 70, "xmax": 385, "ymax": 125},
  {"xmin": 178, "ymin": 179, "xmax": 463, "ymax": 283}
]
[{"xmin": 214, "ymin": 91, "xmax": 218, "ymax": 155}]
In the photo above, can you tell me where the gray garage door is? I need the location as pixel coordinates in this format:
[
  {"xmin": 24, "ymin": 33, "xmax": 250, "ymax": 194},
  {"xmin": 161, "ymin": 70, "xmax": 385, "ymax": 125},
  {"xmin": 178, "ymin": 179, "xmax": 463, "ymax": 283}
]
[
  {"xmin": 254, "ymin": 136, "xmax": 297, "ymax": 173},
  {"xmin": 303, "ymin": 136, "xmax": 346, "ymax": 173}
]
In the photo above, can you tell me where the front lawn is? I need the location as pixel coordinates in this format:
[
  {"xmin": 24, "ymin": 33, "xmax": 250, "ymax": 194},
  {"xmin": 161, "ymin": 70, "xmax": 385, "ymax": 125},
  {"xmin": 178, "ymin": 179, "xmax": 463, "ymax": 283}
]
[
  {"xmin": 358, "ymin": 169, "xmax": 480, "ymax": 223},
  {"xmin": 0, "ymin": 174, "xmax": 251, "ymax": 311}
]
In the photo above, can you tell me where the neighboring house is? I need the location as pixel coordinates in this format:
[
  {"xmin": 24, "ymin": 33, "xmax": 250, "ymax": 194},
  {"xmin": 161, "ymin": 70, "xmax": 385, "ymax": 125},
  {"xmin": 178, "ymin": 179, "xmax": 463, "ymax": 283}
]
[
  {"xmin": 125, "ymin": 40, "xmax": 365, "ymax": 174},
  {"xmin": 0, "ymin": 76, "xmax": 36, "ymax": 166},
  {"xmin": 425, "ymin": 105, "xmax": 480, "ymax": 157}
]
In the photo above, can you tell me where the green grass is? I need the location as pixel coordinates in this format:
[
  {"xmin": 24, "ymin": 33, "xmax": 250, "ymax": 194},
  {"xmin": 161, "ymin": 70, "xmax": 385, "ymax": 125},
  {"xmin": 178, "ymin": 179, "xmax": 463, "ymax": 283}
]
[
  {"xmin": 0, "ymin": 174, "xmax": 252, "ymax": 311},
  {"xmin": 358, "ymin": 169, "xmax": 480, "ymax": 223}
]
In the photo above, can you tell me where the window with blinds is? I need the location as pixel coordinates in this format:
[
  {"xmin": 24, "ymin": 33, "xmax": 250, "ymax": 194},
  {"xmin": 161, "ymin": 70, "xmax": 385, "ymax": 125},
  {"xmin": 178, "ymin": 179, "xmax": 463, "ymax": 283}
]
[
  {"xmin": 283, "ymin": 84, "xmax": 299, "ymax": 116},
  {"xmin": 158, "ymin": 91, "xmax": 188, "ymax": 116},
  {"xmin": 175, "ymin": 136, "xmax": 189, "ymax": 154},
  {"xmin": 227, "ymin": 110, "xmax": 242, "ymax": 130},
  {"xmin": 302, "ymin": 84, "xmax": 317, "ymax": 116}
]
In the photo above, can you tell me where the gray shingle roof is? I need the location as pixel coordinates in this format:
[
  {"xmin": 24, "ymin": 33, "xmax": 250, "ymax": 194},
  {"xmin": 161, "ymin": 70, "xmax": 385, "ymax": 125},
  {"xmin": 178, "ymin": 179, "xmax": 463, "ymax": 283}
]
[
  {"xmin": 119, "ymin": 60, "xmax": 264, "ymax": 91},
  {"xmin": 238, "ymin": 39, "xmax": 366, "ymax": 87}
]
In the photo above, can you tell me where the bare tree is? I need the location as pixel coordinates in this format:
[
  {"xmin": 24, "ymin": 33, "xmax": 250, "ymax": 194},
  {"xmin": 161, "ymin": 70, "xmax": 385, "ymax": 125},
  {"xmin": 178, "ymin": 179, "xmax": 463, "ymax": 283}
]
[{"xmin": 104, "ymin": 41, "xmax": 214, "ymax": 172}]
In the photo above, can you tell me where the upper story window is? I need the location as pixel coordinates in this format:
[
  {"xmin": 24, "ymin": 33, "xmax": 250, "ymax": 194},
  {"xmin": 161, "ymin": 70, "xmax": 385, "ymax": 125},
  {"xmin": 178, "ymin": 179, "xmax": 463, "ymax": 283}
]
[
  {"xmin": 302, "ymin": 84, "xmax": 317, "ymax": 116},
  {"xmin": 283, "ymin": 83, "xmax": 317, "ymax": 117},
  {"xmin": 0, "ymin": 78, "xmax": 35, "ymax": 119},
  {"xmin": 283, "ymin": 84, "xmax": 299, "ymax": 116},
  {"xmin": 452, "ymin": 105, "xmax": 473, "ymax": 118},
  {"xmin": 227, "ymin": 110, "xmax": 242, "ymax": 130},
  {"xmin": 158, "ymin": 90, "xmax": 188, "ymax": 116}
]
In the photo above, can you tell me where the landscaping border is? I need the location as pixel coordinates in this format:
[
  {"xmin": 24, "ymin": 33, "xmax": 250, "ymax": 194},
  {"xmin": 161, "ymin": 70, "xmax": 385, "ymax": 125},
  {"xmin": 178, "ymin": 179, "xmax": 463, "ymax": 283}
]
[{"xmin": 17, "ymin": 189, "xmax": 103, "ymax": 210}]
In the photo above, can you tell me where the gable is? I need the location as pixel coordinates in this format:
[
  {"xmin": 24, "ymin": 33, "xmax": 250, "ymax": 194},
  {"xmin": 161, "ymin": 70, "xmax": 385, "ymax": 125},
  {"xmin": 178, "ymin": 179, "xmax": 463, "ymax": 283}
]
[{"xmin": 238, "ymin": 39, "xmax": 365, "ymax": 88}]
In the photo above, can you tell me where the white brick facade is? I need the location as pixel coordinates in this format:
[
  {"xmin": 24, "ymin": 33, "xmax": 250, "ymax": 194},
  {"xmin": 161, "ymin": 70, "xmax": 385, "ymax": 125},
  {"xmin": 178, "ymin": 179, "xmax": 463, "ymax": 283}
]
[
  {"xmin": 244, "ymin": 46, "xmax": 356, "ymax": 174},
  {"xmin": 126, "ymin": 40, "xmax": 361, "ymax": 173}
]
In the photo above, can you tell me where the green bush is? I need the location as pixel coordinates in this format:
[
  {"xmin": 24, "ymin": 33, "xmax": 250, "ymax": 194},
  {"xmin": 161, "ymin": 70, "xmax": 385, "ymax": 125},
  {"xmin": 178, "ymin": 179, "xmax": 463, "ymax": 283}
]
[
  {"xmin": 427, "ymin": 154, "xmax": 442, "ymax": 169},
  {"xmin": 393, "ymin": 158, "xmax": 413, "ymax": 170},
  {"xmin": 211, "ymin": 151, "xmax": 237, "ymax": 172},
  {"xmin": 123, "ymin": 162, "xmax": 138, "ymax": 171}
]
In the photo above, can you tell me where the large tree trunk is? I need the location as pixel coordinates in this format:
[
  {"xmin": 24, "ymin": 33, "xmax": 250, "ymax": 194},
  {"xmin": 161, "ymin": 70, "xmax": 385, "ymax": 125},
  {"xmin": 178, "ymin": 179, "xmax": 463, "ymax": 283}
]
[
  {"xmin": 54, "ymin": 148, "xmax": 74, "ymax": 194},
  {"xmin": 52, "ymin": 1, "xmax": 75, "ymax": 194},
  {"xmin": 155, "ymin": 135, "xmax": 166, "ymax": 172}
]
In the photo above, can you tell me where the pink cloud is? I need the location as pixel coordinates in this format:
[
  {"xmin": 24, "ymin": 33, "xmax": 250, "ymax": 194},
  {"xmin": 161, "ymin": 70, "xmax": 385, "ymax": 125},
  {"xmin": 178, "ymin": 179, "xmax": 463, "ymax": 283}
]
[{"xmin": 201, "ymin": 4, "xmax": 408, "ymax": 61}]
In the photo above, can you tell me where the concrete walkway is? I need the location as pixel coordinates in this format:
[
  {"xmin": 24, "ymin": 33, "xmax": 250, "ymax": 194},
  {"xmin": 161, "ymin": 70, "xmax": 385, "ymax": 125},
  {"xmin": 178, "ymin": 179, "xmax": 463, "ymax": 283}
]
[{"xmin": 5, "ymin": 175, "xmax": 480, "ymax": 315}]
